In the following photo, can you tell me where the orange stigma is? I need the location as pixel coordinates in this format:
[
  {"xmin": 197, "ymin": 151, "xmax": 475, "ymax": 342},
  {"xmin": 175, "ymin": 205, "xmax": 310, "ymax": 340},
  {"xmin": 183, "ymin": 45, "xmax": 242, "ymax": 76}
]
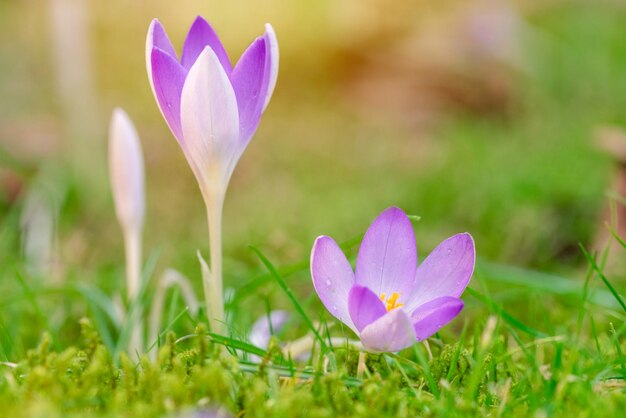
[{"xmin": 379, "ymin": 292, "xmax": 404, "ymax": 311}]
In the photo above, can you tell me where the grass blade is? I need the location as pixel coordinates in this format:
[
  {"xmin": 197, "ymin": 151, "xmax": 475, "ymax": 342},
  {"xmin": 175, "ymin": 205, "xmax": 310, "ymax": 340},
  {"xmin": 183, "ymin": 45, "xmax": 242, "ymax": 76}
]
[
  {"xmin": 479, "ymin": 260, "xmax": 617, "ymax": 308},
  {"xmin": 580, "ymin": 244, "xmax": 626, "ymax": 313},
  {"xmin": 466, "ymin": 287, "xmax": 546, "ymax": 338},
  {"xmin": 173, "ymin": 332, "xmax": 268, "ymax": 358},
  {"xmin": 249, "ymin": 246, "xmax": 327, "ymax": 350},
  {"xmin": 412, "ymin": 345, "xmax": 440, "ymax": 398},
  {"xmin": 146, "ymin": 307, "xmax": 191, "ymax": 354}
]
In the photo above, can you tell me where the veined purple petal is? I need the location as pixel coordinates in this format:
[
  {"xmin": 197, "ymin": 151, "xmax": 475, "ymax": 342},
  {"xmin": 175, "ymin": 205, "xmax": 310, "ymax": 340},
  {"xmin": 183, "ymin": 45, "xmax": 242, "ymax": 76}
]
[
  {"xmin": 404, "ymin": 233, "xmax": 475, "ymax": 313},
  {"xmin": 151, "ymin": 47, "xmax": 187, "ymax": 142},
  {"xmin": 310, "ymin": 236, "xmax": 357, "ymax": 333},
  {"xmin": 262, "ymin": 23, "xmax": 279, "ymax": 112},
  {"xmin": 180, "ymin": 47, "xmax": 240, "ymax": 188},
  {"xmin": 360, "ymin": 309, "xmax": 416, "ymax": 353},
  {"xmin": 231, "ymin": 37, "xmax": 267, "ymax": 144},
  {"xmin": 411, "ymin": 297, "xmax": 464, "ymax": 341},
  {"xmin": 146, "ymin": 19, "xmax": 178, "ymax": 90},
  {"xmin": 146, "ymin": 19, "xmax": 177, "ymax": 60},
  {"xmin": 181, "ymin": 16, "xmax": 232, "ymax": 74},
  {"xmin": 355, "ymin": 207, "xmax": 417, "ymax": 300},
  {"xmin": 348, "ymin": 285, "xmax": 386, "ymax": 332}
]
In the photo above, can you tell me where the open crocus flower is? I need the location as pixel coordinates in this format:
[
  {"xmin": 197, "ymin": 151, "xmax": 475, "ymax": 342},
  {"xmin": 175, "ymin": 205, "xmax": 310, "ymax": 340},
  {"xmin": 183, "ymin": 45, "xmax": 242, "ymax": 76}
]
[
  {"xmin": 146, "ymin": 16, "xmax": 278, "ymax": 332},
  {"xmin": 311, "ymin": 207, "xmax": 475, "ymax": 352}
]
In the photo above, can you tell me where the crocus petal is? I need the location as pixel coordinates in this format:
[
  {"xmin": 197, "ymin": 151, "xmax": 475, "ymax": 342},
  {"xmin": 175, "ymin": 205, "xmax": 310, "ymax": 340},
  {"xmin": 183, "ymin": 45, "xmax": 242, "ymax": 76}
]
[
  {"xmin": 181, "ymin": 16, "xmax": 232, "ymax": 74},
  {"xmin": 108, "ymin": 108, "xmax": 145, "ymax": 232},
  {"xmin": 151, "ymin": 48, "xmax": 187, "ymax": 142},
  {"xmin": 146, "ymin": 19, "xmax": 178, "ymax": 92},
  {"xmin": 231, "ymin": 37, "xmax": 267, "ymax": 144},
  {"xmin": 310, "ymin": 236, "xmax": 356, "ymax": 332},
  {"xmin": 404, "ymin": 233, "xmax": 475, "ymax": 312},
  {"xmin": 360, "ymin": 309, "xmax": 416, "ymax": 353},
  {"xmin": 180, "ymin": 46, "xmax": 240, "ymax": 190},
  {"xmin": 355, "ymin": 207, "xmax": 417, "ymax": 299},
  {"xmin": 249, "ymin": 310, "xmax": 289, "ymax": 349},
  {"xmin": 262, "ymin": 23, "xmax": 279, "ymax": 112},
  {"xmin": 347, "ymin": 285, "xmax": 387, "ymax": 332},
  {"xmin": 411, "ymin": 297, "xmax": 464, "ymax": 341}
]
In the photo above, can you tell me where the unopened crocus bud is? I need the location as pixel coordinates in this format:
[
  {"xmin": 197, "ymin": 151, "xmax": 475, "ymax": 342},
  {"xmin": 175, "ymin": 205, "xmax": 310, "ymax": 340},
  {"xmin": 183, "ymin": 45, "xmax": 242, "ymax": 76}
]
[
  {"xmin": 109, "ymin": 108, "xmax": 146, "ymax": 234},
  {"xmin": 109, "ymin": 108, "xmax": 146, "ymax": 355}
]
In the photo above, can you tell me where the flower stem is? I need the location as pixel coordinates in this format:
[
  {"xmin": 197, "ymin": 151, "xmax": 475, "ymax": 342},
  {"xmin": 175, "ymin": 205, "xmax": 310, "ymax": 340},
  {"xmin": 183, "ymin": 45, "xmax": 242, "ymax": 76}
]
[
  {"xmin": 124, "ymin": 228, "xmax": 141, "ymax": 298},
  {"xmin": 124, "ymin": 227, "xmax": 143, "ymax": 355},
  {"xmin": 148, "ymin": 269, "xmax": 200, "ymax": 360},
  {"xmin": 205, "ymin": 196, "xmax": 225, "ymax": 334}
]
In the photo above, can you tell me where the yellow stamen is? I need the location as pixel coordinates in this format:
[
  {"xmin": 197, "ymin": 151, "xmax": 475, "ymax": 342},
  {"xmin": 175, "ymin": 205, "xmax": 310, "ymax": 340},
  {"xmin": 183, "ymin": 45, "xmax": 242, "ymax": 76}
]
[{"xmin": 379, "ymin": 292, "xmax": 404, "ymax": 311}]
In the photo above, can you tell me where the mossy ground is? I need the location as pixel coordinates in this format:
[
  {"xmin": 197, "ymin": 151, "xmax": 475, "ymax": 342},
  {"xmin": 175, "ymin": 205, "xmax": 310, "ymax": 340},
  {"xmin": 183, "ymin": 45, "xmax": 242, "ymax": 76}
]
[{"xmin": 1, "ymin": 249, "xmax": 626, "ymax": 418}]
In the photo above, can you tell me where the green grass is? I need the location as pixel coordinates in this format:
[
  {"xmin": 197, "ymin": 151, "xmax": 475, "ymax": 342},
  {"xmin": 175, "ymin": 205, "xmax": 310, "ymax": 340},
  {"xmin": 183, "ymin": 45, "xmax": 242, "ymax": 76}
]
[
  {"xmin": 2, "ymin": 0, "xmax": 626, "ymax": 416},
  {"xmin": 1, "ymin": 220, "xmax": 625, "ymax": 417}
]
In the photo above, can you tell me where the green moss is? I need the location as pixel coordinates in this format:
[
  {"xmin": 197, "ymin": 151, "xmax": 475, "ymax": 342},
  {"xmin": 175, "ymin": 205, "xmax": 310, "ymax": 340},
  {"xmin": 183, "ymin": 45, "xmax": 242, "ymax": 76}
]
[{"xmin": 3, "ymin": 317, "xmax": 623, "ymax": 418}]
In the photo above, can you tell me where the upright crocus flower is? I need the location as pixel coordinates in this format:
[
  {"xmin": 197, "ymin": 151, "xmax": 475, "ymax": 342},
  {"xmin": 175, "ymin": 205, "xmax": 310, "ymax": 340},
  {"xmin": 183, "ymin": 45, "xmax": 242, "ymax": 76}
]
[
  {"xmin": 311, "ymin": 207, "xmax": 475, "ymax": 353},
  {"xmin": 109, "ymin": 108, "xmax": 146, "ymax": 354},
  {"xmin": 146, "ymin": 17, "xmax": 279, "ymax": 332}
]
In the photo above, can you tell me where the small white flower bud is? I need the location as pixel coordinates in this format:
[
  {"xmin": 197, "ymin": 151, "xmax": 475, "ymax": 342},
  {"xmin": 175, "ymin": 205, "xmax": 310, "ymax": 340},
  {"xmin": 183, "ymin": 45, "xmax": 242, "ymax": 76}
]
[{"xmin": 108, "ymin": 108, "xmax": 145, "ymax": 233}]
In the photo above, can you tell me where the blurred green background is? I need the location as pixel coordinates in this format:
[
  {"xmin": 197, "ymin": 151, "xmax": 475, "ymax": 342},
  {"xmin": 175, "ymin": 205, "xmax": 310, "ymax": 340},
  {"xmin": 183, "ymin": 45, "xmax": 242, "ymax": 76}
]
[{"xmin": 1, "ymin": 0, "xmax": 625, "ymax": 312}]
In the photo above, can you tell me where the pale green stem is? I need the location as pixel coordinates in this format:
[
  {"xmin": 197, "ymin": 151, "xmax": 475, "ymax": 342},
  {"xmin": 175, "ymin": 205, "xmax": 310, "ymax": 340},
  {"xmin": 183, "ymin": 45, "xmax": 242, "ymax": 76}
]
[
  {"xmin": 204, "ymin": 192, "xmax": 225, "ymax": 334},
  {"xmin": 124, "ymin": 228, "xmax": 141, "ymax": 298},
  {"xmin": 148, "ymin": 269, "xmax": 200, "ymax": 360},
  {"xmin": 124, "ymin": 226, "xmax": 143, "ymax": 355}
]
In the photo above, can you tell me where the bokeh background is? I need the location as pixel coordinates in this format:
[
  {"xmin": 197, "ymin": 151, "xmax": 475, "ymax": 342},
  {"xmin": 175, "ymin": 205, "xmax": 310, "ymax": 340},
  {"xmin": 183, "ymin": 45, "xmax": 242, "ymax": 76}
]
[{"xmin": 2, "ymin": 0, "xmax": 626, "ymax": 323}]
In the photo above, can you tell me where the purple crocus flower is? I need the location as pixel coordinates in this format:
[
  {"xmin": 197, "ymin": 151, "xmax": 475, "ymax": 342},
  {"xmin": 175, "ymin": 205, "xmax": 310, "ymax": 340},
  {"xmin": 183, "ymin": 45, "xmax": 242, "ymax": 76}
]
[
  {"xmin": 145, "ymin": 16, "xmax": 278, "ymax": 332},
  {"xmin": 146, "ymin": 17, "xmax": 278, "ymax": 190},
  {"xmin": 311, "ymin": 207, "xmax": 475, "ymax": 352}
]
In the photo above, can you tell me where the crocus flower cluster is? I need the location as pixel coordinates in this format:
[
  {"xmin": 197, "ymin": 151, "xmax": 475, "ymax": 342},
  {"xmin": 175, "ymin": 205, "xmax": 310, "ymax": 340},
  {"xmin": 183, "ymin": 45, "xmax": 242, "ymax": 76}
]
[
  {"xmin": 21, "ymin": 9, "xmax": 487, "ymax": 415},
  {"xmin": 114, "ymin": 15, "xmax": 475, "ymax": 357},
  {"xmin": 146, "ymin": 16, "xmax": 278, "ymax": 332},
  {"xmin": 311, "ymin": 207, "xmax": 475, "ymax": 352}
]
